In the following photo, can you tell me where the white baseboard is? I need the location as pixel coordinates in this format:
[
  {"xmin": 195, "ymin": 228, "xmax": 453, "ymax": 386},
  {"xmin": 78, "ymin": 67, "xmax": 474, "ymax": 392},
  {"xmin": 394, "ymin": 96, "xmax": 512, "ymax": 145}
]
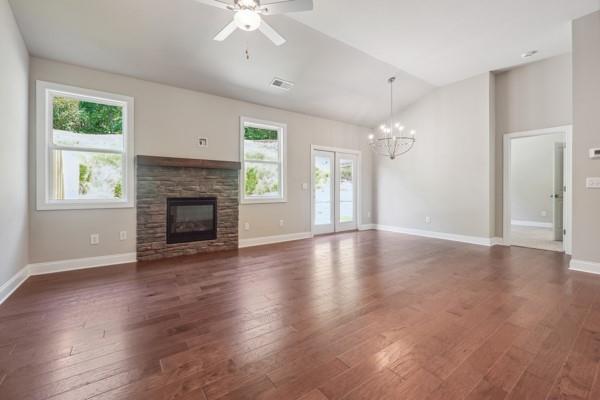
[
  {"xmin": 0, "ymin": 252, "xmax": 137, "ymax": 305},
  {"xmin": 239, "ymin": 232, "xmax": 313, "ymax": 248},
  {"xmin": 374, "ymin": 224, "xmax": 494, "ymax": 247},
  {"xmin": 358, "ymin": 224, "xmax": 376, "ymax": 231},
  {"xmin": 28, "ymin": 252, "xmax": 137, "ymax": 275},
  {"xmin": 569, "ymin": 259, "xmax": 600, "ymax": 275},
  {"xmin": 511, "ymin": 220, "xmax": 553, "ymax": 229},
  {"xmin": 0, "ymin": 265, "xmax": 29, "ymax": 305},
  {"xmin": 491, "ymin": 237, "xmax": 508, "ymax": 246}
]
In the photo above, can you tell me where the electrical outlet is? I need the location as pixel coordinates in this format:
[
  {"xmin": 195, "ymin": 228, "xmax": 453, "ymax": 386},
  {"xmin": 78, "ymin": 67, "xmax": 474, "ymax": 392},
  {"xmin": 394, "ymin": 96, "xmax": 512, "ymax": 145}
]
[
  {"xmin": 367, "ymin": 211, "xmax": 372, "ymax": 218},
  {"xmin": 90, "ymin": 234, "xmax": 100, "ymax": 245},
  {"xmin": 244, "ymin": 222, "xmax": 250, "ymax": 231},
  {"xmin": 425, "ymin": 216, "xmax": 431, "ymax": 224},
  {"xmin": 198, "ymin": 137, "xmax": 208, "ymax": 147},
  {"xmin": 541, "ymin": 210, "xmax": 547, "ymax": 217},
  {"xmin": 279, "ymin": 219, "xmax": 284, "ymax": 227},
  {"xmin": 586, "ymin": 177, "xmax": 600, "ymax": 189},
  {"xmin": 119, "ymin": 231, "xmax": 127, "ymax": 241},
  {"xmin": 301, "ymin": 183, "xmax": 308, "ymax": 190}
]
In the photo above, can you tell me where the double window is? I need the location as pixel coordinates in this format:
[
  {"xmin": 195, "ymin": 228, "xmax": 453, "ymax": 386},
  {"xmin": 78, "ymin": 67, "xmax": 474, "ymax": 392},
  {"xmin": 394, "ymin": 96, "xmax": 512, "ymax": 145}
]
[
  {"xmin": 36, "ymin": 81, "xmax": 134, "ymax": 210},
  {"xmin": 240, "ymin": 117, "xmax": 287, "ymax": 203}
]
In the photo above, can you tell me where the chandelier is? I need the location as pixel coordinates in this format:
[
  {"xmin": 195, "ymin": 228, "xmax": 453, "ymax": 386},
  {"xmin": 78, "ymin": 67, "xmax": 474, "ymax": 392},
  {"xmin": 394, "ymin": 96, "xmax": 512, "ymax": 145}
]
[{"xmin": 368, "ymin": 77, "xmax": 416, "ymax": 160}]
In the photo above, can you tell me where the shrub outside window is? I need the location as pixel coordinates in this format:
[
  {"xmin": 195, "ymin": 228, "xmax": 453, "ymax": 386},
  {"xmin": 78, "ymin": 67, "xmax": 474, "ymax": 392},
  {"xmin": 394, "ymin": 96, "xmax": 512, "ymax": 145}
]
[
  {"xmin": 36, "ymin": 81, "xmax": 134, "ymax": 210},
  {"xmin": 240, "ymin": 117, "xmax": 287, "ymax": 204}
]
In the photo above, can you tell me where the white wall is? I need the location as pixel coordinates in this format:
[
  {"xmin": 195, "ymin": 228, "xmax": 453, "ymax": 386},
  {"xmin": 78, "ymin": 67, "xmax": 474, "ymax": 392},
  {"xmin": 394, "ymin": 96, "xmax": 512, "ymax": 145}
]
[
  {"xmin": 374, "ymin": 73, "xmax": 495, "ymax": 239},
  {"xmin": 0, "ymin": 0, "xmax": 29, "ymax": 290},
  {"xmin": 572, "ymin": 11, "xmax": 600, "ymax": 265},
  {"xmin": 494, "ymin": 54, "xmax": 572, "ymax": 235},
  {"xmin": 510, "ymin": 133, "xmax": 565, "ymax": 224},
  {"xmin": 28, "ymin": 57, "xmax": 373, "ymax": 263}
]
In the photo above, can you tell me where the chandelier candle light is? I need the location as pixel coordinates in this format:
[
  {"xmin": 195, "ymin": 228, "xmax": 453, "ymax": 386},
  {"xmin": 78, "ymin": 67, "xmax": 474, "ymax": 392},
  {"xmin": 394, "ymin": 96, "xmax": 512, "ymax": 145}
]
[{"xmin": 368, "ymin": 77, "xmax": 416, "ymax": 160}]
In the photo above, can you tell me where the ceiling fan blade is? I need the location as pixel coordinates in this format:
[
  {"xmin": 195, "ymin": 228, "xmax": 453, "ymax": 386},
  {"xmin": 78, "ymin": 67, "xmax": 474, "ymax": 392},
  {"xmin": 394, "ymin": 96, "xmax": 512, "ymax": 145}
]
[
  {"xmin": 213, "ymin": 20, "xmax": 238, "ymax": 41},
  {"xmin": 259, "ymin": 0, "xmax": 313, "ymax": 15},
  {"xmin": 258, "ymin": 20, "xmax": 286, "ymax": 46},
  {"xmin": 194, "ymin": 0, "xmax": 235, "ymax": 11}
]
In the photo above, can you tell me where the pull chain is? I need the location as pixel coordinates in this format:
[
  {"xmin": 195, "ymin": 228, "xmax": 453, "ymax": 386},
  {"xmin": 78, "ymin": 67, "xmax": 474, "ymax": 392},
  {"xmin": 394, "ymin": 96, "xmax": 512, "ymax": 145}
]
[{"xmin": 245, "ymin": 39, "xmax": 251, "ymax": 61}]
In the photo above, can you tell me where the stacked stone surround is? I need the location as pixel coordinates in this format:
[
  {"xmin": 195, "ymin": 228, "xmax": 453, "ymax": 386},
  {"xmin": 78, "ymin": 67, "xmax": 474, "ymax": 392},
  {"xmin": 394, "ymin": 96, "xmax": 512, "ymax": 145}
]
[{"xmin": 136, "ymin": 157, "xmax": 239, "ymax": 261}]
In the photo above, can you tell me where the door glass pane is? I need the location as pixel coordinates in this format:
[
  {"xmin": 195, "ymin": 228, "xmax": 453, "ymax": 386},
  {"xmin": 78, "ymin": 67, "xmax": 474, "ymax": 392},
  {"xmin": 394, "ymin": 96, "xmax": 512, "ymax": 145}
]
[
  {"xmin": 339, "ymin": 158, "xmax": 354, "ymax": 223},
  {"xmin": 314, "ymin": 155, "xmax": 332, "ymax": 225}
]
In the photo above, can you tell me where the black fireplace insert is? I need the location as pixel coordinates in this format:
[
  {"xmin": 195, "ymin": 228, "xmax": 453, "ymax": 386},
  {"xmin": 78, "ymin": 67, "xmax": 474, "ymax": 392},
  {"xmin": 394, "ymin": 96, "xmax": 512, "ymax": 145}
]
[{"xmin": 166, "ymin": 197, "xmax": 217, "ymax": 244}]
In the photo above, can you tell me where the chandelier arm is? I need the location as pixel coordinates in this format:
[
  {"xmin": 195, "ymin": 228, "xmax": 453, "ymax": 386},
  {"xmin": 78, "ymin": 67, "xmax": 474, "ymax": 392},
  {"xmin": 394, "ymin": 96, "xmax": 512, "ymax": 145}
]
[
  {"xmin": 384, "ymin": 136, "xmax": 393, "ymax": 156},
  {"xmin": 369, "ymin": 137, "xmax": 415, "ymax": 159},
  {"xmin": 368, "ymin": 144, "xmax": 395, "ymax": 157},
  {"xmin": 392, "ymin": 138, "xmax": 400, "ymax": 156}
]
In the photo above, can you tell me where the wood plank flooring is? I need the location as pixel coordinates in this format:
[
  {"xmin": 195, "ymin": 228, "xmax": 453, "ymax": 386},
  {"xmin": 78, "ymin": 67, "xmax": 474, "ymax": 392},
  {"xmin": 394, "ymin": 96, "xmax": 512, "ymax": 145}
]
[{"xmin": 1, "ymin": 230, "xmax": 600, "ymax": 400}]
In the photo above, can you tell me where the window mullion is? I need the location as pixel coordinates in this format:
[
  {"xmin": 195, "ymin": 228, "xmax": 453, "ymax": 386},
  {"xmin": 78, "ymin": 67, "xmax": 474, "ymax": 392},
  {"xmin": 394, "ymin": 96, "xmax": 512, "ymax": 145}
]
[
  {"xmin": 243, "ymin": 159, "xmax": 280, "ymax": 166},
  {"xmin": 49, "ymin": 144, "xmax": 124, "ymax": 155}
]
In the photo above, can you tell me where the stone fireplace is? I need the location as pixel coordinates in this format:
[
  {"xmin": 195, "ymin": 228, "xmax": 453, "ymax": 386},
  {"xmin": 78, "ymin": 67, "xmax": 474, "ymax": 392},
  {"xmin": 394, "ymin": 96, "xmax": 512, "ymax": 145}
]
[{"xmin": 136, "ymin": 156, "xmax": 240, "ymax": 261}]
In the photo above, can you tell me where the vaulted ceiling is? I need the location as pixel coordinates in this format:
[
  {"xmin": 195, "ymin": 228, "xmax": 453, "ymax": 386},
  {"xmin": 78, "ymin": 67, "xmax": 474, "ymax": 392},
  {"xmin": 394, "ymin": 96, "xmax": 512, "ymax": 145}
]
[{"xmin": 9, "ymin": 0, "xmax": 600, "ymax": 127}]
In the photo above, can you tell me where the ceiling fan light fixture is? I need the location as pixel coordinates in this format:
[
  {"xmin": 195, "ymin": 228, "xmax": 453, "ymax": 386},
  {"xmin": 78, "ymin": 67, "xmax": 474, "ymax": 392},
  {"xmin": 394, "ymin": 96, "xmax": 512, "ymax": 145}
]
[
  {"xmin": 237, "ymin": 0, "xmax": 259, "ymax": 8},
  {"xmin": 234, "ymin": 9, "xmax": 261, "ymax": 31}
]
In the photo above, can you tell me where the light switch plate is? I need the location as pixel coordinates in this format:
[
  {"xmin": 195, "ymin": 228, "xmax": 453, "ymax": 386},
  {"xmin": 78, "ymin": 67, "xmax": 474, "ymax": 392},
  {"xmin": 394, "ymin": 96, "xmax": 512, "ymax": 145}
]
[{"xmin": 586, "ymin": 177, "xmax": 600, "ymax": 189}]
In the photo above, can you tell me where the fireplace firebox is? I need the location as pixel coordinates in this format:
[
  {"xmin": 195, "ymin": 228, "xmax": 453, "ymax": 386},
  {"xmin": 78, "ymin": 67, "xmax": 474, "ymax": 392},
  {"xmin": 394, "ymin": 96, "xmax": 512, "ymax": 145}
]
[{"xmin": 166, "ymin": 197, "xmax": 217, "ymax": 244}]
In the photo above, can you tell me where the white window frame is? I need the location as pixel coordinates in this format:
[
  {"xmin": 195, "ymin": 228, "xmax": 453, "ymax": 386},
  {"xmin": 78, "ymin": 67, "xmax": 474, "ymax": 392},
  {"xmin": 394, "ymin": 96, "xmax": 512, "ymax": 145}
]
[
  {"xmin": 36, "ymin": 80, "xmax": 135, "ymax": 210},
  {"xmin": 240, "ymin": 116, "xmax": 287, "ymax": 204}
]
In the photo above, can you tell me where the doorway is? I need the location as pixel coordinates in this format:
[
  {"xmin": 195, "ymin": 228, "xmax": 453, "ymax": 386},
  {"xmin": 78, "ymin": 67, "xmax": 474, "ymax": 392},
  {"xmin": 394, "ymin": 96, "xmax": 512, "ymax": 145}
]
[
  {"xmin": 311, "ymin": 146, "xmax": 360, "ymax": 235},
  {"xmin": 503, "ymin": 126, "xmax": 572, "ymax": 253}
]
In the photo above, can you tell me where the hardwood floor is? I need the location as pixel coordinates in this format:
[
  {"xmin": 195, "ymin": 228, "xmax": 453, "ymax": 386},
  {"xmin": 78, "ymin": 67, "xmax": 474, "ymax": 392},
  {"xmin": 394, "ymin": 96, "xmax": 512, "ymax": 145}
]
[{"xmin": 1, "ymin": 230, "xmax": 600, "ymax": 400}]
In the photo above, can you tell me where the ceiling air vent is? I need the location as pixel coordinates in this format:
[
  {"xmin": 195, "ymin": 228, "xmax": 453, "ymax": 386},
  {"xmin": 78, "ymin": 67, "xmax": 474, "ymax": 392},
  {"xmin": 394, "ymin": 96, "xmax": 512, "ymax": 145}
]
[{"xmin": 270, "ymin": 78, "xmax": 294, "ymax": 91}]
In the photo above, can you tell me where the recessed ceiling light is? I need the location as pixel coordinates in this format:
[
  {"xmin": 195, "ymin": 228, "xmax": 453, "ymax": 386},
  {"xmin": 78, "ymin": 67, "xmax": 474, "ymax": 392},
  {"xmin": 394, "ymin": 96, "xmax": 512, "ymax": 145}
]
[{"xmin": 521, "ymin": 50, "xmax": 539, "ymax": 59}]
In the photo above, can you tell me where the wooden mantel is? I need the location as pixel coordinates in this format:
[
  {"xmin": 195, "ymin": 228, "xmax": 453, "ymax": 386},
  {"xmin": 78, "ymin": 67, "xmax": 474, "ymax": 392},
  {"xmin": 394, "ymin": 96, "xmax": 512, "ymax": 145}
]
[{"xmin": 136, "ymin": 155, "xmax": 241, "ymax": 170}]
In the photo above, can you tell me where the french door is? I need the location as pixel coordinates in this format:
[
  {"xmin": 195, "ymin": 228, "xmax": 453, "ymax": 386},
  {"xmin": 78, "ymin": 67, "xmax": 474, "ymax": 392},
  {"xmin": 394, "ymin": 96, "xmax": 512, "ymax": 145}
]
[{"xmin": 312, "ymin": 149, "xmax": 358, "ymax": 234}]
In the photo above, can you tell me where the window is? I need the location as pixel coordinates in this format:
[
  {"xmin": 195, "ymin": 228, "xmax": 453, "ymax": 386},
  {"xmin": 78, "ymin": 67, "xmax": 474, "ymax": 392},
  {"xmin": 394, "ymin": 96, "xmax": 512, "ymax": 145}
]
[
  {"xmin": 240, "ymin": 117, "xmax": 286, "ymax": 203},
  {"xmin": 36, "ymin": 81, "xmax": 134, "ymax": 210}
]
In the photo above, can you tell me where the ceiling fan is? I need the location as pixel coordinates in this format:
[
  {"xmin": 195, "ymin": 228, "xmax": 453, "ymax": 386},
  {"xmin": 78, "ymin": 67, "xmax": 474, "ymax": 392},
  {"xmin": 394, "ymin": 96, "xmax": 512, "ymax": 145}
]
[{"xmin": 196, "ymin": 0, "xmax": 313, "ymax": 46}]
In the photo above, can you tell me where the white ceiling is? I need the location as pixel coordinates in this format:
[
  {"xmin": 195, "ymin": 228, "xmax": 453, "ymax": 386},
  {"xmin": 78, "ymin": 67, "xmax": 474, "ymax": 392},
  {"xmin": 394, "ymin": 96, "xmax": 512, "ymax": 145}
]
[
  {"xmin": 9, "ymin": 0, "xmax": 600, "ymax": 127},
  {"xmin": 293, "ymin": 0, "xmax": 600, "ymax": 86}
]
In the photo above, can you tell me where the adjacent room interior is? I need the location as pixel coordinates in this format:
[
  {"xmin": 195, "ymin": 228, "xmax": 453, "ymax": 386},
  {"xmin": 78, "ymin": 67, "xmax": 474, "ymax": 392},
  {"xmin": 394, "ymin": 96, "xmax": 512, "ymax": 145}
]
[
  {"xmin": 1, "ymin": 1, "xmax": 600, "ymax": 399},
  {"xmin": 508, "ymin": 130, "xmax": 568, "ymax": 252}
]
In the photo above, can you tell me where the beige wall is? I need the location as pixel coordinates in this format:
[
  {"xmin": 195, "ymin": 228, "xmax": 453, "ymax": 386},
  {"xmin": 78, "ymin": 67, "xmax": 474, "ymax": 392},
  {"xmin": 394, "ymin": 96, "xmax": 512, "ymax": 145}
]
[
  {"xmin": 374, "ymin": 73, "xmax": 495, "ymax": 238},
  {"xmin": 510, "ymin": 133, "xmax": 565, "ymax": 224},
  {"xmin": 0, "ymin": 0, "xmax": 29, "ymax": 288},
  {"xmin": 572, "ymin": 11, "xmax": 600, "ymax": 264},
  {"xmin": 494, "ymin": 55, "xmax": 573, "ymax": 235},
  {"xmin": 29, "ymin": 58, "xmax": 373, "ymax": 263}
]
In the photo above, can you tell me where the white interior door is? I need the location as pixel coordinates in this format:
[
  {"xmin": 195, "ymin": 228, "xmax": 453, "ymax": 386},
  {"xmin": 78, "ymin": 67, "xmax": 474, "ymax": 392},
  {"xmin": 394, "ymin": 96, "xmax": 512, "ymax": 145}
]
[
  {"xmin": 313, "ymin": 150, "xmax": 335, "ymax": 234},
  {"xmin": 335, "ymin": 153, "xmax": 358, "ymax": 232},
  {"xmin": 312, "ymin": 149, "xmax": 359, "ymax": 234}
]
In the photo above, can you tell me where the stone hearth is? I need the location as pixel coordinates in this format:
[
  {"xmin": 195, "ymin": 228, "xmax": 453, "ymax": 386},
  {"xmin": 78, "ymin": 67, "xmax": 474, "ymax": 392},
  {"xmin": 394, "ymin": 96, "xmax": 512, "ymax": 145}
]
[{"xmin": 136, "ymin": 156, "xmax": 240, "ymax": 261}]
